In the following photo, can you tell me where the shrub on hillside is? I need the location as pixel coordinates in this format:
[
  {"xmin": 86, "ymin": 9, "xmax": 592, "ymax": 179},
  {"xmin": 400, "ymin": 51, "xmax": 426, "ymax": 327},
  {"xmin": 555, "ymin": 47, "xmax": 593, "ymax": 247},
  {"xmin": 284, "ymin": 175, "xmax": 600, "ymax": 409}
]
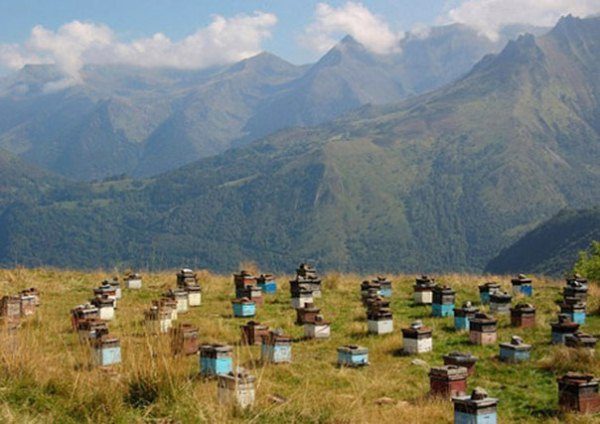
[{"xmin": 574, "ymin": 241, "xmax": 600, "ymax": 282}]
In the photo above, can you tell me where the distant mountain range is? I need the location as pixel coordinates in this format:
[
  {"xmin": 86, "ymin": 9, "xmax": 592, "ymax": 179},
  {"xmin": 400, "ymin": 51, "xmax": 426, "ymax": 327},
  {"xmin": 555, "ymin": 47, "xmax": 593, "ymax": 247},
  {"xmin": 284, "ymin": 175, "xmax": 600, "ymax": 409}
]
[
  {"xmin": 0, "ymin": 23, "xmax": 542, "ymax": 181},
  {"xmin": 0, "ymin": 16, "xmax": 597, "ymax": 273},
  {"xmin": 485, "ymin": 208, "xmax": 600, "ymax": 275}
]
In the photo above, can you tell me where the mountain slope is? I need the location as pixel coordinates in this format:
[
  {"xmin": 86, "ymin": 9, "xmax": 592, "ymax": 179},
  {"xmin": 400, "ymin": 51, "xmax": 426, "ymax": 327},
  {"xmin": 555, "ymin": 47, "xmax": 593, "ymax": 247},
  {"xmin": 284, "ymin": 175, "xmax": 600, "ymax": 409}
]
[
  {"xmin": 0, "ymin": 24, "xmax": 526, "ymax": 180},
  {"xmin": 485, "ymin": 208, "xmax": 600, "ymax": 275},
  {"xmin": 0, "ymin": 16, "xmax": 597, "ymax": 272}
]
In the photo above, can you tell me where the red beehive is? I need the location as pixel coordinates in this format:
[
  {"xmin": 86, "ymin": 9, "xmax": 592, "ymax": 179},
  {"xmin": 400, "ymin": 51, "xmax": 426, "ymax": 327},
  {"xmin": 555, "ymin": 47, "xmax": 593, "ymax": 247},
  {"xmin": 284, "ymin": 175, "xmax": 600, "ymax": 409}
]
[
  {"xmin": 241, "ymin": 320, "xmax": 270, "ymax": 345},
  {"xmin": 558, "ymin": 372, "xmax": 600, "ymax": 414},
  {"xmin": 429, "ymin": 365, "xmax": 468, "ymax": 398}
]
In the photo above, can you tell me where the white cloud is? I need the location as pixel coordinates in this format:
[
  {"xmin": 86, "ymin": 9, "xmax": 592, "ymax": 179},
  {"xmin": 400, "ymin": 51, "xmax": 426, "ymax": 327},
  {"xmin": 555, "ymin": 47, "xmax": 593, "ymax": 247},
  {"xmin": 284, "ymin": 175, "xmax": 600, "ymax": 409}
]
[
  {"xmin": 300, "ymin": 2, "xmax": 403, "ymax": 55},
  {"xmin": 0, "ymin": 12, "xmax": 277, "ymax": 88},
  {"xmin": 443, "ymin": 0, "xmax": 600, "ymax": 40}
]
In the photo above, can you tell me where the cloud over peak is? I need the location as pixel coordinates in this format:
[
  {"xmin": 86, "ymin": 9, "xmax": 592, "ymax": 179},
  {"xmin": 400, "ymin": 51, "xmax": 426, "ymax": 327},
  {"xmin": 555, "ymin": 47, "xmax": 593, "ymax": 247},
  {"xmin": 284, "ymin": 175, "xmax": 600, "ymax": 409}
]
[
  {"xmin": 444, "ymin": 0, "xmax": 600, "ymax": 41},
  {"xmin": 300, "ymin": 2, "xmax": 403, "ymax": 55},
  {"xmin": 0, "ymin": 12, "xmax": 277, "ymax": 89}
]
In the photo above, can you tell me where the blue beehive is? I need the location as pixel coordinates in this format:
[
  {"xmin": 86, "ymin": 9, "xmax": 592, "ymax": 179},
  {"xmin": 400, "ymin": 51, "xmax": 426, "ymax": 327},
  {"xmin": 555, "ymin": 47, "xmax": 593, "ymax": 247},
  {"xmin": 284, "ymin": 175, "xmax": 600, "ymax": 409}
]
[
  {"xmin": 232, "ymin": 298, "xmax": 256, "ymax": 318},
  {"xmin": 261, "ymin": 331, "xmax": 292, "ymax": 364},
  {"xmin": 200, "ymin": 344, "xmax": 233, "ymax": 377},
  {"xmin": 337, "ymin": 345, "xmax": 369, "ymax": 367},
  {"xmin": 432, "ymin": 285, "xmax": 455, "ymax": 317},
  {"xmin": 453, "ymin": 388, "xmax": 498, "ymax": 424},
  {"xmin": 560, "ymin": 301, "xmax": 586, "ymax": 325},
  {"xmin": 454, "ymin": 302, "xmax": 479, "ymax": 331},
  {"xmin": 257, "ymin": 274, "xmax": 277, "ymax": 294},
  {"xmin": 551, "ymin": 314, "xmax": 580, "ymax": 345},
  {"xmin": 373, "ymin": 276, "xmax": 392, "ymax": 297},
  {"xmin": 511, "ymin": 274, "xmax": 533, "ymax": 297},
  {"xmin": 478, "ymin": 282, "xmax": 500, "ymax": 305},
  {"xmin": 499, "ymin": 336, "xmax": 531, "ymax": 363},
  {"xmin": 92, "ymin": 335, "xmax": 121, "ymax": 366}
]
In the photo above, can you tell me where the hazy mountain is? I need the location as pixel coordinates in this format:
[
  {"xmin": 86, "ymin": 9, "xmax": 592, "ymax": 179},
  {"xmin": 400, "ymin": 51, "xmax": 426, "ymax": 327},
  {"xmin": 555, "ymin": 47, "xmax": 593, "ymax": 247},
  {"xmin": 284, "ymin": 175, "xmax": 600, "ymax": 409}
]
[
  {"xmin": 0, "ymin": 23, "xmax": 534, "ymax": 180},
  {"xmin": 485, "ymin": 208, "xmax": 600, "ymax": 275},
  {"xmin": 0, "ymin": 16, "xmax": 597, "ymax": 272}
]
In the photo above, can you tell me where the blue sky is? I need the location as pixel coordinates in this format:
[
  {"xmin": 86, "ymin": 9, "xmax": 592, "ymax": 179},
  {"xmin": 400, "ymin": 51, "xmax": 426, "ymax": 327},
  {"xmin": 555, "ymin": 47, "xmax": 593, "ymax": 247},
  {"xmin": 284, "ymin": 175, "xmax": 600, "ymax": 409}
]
[
  {"xmin": 0, "ymin": 0, "xmax": 446, "ymax": 64},
  {"xmin": 0, "ymin": 0, "xmax": 598, "ymax": 79}
]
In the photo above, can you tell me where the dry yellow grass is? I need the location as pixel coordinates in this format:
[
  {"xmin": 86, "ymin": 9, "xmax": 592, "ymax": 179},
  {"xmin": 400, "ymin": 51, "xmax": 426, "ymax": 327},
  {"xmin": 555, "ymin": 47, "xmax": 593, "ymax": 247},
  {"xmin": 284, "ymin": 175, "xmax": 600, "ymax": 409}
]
[{"xmin": 0, "ymin": 269, "xmax": 598, "ymax": 423}]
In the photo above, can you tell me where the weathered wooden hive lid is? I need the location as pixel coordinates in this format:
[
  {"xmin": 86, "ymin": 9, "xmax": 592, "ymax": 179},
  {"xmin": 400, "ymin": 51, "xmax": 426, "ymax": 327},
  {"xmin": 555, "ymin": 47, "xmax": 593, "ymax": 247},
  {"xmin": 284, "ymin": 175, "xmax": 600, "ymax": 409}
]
[
  {"xmin": 220, "ymin": 367, "xmax": 256, "ymax": 383},
  {"xmin": 185, "ymin": 284, "xmax": 202, "ymax": 292},
  {"xmin": 490, "ymin": 291, "xmax": 512, "ymax": 301},
  {"xmin": 512, "ymin": 274, "xmax": 532, "ymax": 284},
  {"xmin": 445, "ymin": 351, "xmax": 477, "ymax": 361},
  {"xmin": 433, "ymin": 284, "xmax": 455, "ymax": 294},
  {"xmin": 471, "ymin": 313, "xmax": 496, "ymax": 323},
  {"xmin": 94, "ymin": 334, "xmax": 120, "ymax": 347},
  {"xmin": 200, "ymin": 343, "xmax": 233, "ymax": 353},
  {"xmin": 479, "ymin": 281, "xmax": 500, "ymax": 289},
  {"xmin": 567, "ymin": 331, "xmax": 597, "ymax": 344},
  {"xmin": 338, "ymin": 344, "xmax": 368, "ymax": 354},
  {"xmin": 313, "ymin": 314, "xmax": 330, "ymax": 324},
  {"xmin": 429, "ymin": 365, "xmax": 468, "ymax": 378},
  {"xmin": 512, "ymin": 303, "xmax": 535, "ymax": 311},
  {"xmin": 558, "ymin": 372, "xmax": 598, "ymax": 386},
  {"xmin": 232, "ymin": 297, "xmax": 254, "ymax": 304}
]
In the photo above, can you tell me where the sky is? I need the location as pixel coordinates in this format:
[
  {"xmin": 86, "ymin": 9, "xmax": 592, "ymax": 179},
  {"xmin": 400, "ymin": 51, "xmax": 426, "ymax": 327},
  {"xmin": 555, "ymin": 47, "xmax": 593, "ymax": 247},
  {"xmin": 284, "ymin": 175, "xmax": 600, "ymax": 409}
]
[{"xmin": 0, "ymin": 0, "xmax": 599, "ymax": 82}]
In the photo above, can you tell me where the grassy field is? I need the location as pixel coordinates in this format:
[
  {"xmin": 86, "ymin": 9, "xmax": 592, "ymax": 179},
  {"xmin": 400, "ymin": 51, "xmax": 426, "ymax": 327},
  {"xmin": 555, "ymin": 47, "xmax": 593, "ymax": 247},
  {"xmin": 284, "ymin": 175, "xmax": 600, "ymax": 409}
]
[{"xmin": 0, "ymin": 268, "xmax": 599, "ymax": 423}]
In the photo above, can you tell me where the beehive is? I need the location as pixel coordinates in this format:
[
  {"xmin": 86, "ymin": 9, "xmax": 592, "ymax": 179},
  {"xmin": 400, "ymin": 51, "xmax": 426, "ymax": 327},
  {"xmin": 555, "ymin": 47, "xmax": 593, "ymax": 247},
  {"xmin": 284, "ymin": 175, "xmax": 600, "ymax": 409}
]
[
  {"xmin": 232, "ymin": 298, "xmax": 256, "ymax": 318},
  {"xmin": 200, "ymin": 344, "xmax": 233, "ymax": 377},
  {"xmin": 489, "ymin": 291, "xmax": 512, "ymax": 315},
  {"xmin": 124, "ymin": 272, "xmax": 142, "ymax": 289},
  {"xmin": 510, "ymin": 303, "xmax": 536, "ymax": 328},
  {"xmin": 511, "ymin": 274, "xmax": 533, "ymax": 297},
  {"xmin": 402, "ymin": 320, "xmax": 433, "ymax": 354},
  {"xmin": 558, "ymin": 372, "xmax": 600, "ymax": 414},
  {"xmin": 453, "ymin": 388, "xmax": 498, "ymax": 424},
  {"xmin": 240, "ymin": 321, "xmax": 270, "ymax": 345},
  {"xmin": 373, "ymin": 276, "xmax": 392, "ymax": 297},
  {"xmin": 367, "ymin": 307, "xmax": 393, "ymax": 335},
  {"xmin": 185, "ymin": 284, "xmax": 202, "ymax": 307},
  {"xmin": 429, "ymin": 365, "xmax": 468, "ymax": 398},
  {"xmin": 337, "ymin": 345, "xmax": 369, "ymax": 367},
  {"xmin": 256, "ymin": 274, "xmax": 277, "ymax": 294},
  {"xmin": 565, "ymin": 332, "xmax": 598, "ymax": 350},
  {"xmin": 560, "ymin": 300, "xmax": 586, "ymax": 325},
  {"xmin": 469, "ymin": 313, "xmax": 497, "ymax": 345},
  {"xmin": 144, "ymin": 306, "xmax": 173, "ymax": 334},
  {"xmin": 304, "ymin": 315, "xmax": 331, "ymax": 339},
  {"xmin": 413, "ymin": 275, "xmax": 435, "ymax": 305},
  {"xmin": 443, "ymin": 352, "xmax": 478, "ymax": 376},
  {"xmin": 91, "ymin": 296, "xmax": 115, "ymax": 321},
  {"xmin": 77, "ymin": 318, "xmax": 109, "ymax": 343},
  {"xmin": 454, "ymin": 301, "xmax": 479, "ymax": 331},
  {"xmin": 295, "ymin": 302, "xmax": 321, "ymax": 325},
  {"xmin": 499, "ymin": 336, "xmax": 531, "ymax": 363},
  {"xmin": 478, "ymin": 282, "xmax": 501, "ymax": 305},
  {"xmin": 71, "ymin": 303, "xmax": 99, "ymax": 331},
  {"xmin": 551, "ymin": 314, "xmax": 580, "ymax": 345},
  {"xmin": 261, "ymin": 331, "xmax": 292, "ymax": 364},
  {"xmin": 92, "ymin": 335, "xmax": 121, "ymax": 367},
  {"xmin": 170, "ymin": 323, "xmax": 199, "ymax": 356},
  {"xmin": 217, "ymin": 369, "xmax": 256, "ymax": 409},
  {"xmin": 432, "ymin": 285, "xmax": 455, "ymax": 317},
  {"xmin": 165, "ymin": 289, "xmax": 189, "ymax": 313}
]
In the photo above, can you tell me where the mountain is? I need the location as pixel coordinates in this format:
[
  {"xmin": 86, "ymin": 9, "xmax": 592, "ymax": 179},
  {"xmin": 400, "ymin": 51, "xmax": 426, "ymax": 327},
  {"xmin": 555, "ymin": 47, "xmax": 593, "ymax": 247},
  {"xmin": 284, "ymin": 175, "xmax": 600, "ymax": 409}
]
[
  {"xmin": 0, "ymin": 24, "xmax": 529, "ymax": 180},
  {"xmin": 244, "ymin": 24, "xmax": 520, "ymax": 139},
  {"xmin": 485, "ymin": 208, "xmax": 600, "ymax": 275},
  {"xmin": 0, "ymin": 16, "xmax": 597, "ymax": 272}
]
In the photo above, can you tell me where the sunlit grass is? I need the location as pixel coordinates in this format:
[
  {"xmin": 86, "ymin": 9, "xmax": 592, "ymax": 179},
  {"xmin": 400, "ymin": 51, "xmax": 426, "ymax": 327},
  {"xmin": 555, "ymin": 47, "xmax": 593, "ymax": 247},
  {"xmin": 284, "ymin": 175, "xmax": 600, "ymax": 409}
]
[{"xmin": 0, "ymin": 269, "xmax": 598, "ymax": 423}]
